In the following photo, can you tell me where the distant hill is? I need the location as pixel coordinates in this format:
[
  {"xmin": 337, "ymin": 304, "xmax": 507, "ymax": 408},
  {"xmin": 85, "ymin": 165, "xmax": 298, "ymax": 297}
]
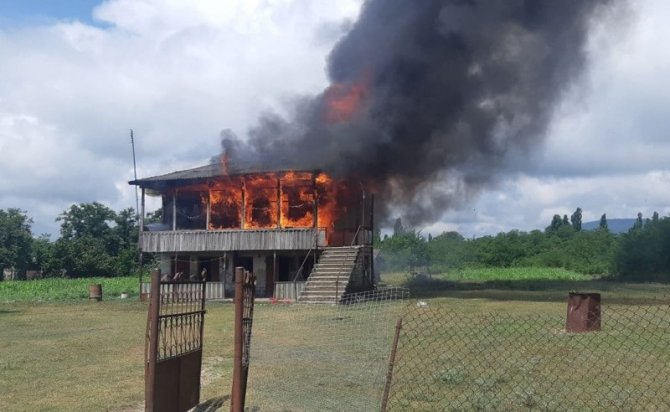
[{"xmin": 582, "ymin": 218, "xmax": 636, "ymax": 234}]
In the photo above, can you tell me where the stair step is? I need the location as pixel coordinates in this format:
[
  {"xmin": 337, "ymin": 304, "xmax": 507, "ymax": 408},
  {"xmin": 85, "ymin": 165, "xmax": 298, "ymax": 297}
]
[
  {"xmin": 310, "ymin": 270, "xmax": 352, "ymax": 275},
  {"xmin": 301, "ymin": 290, "xmax": 340, "ymax": 295},
  {"xmin": 315, "ymin": 261, "xmax": 357, "ymax": 266},
  {"xmin": 304, "ymin": 285, "xmax": 346, "ymax": 291},
  {"xmin": 298, "ymin": 246, "xmax": 360, "ymax": 304},
  {"xmin": 310, "ymin": 275, "xmax": 352, "ymax": 279}
]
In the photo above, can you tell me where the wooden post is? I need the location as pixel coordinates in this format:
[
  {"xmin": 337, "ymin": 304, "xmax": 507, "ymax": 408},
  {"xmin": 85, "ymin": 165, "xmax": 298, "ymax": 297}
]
[
  {"xmin": 172, "ymin": 191, "xmax": 177, "ymax": 231},
  {"xmin": 273, "ymin": 251, "xmax": 277, "ymax": 297},
  {"xmin": 381, "ymin": 318, "xmax": 403, "ymax": 412},
  {"xmin": 312, "ymin": 172, "xmax": 318, "ymax": 229},
  {"xmin": 360, "ymin": 190, "xmax": 366, "ymax": 246},
  {"xmin": 277, "ymin": 176, "xmax": 281, "ymax": 229},
  {"xmin": 206, "ymin": 190, "xmax": 211, "ymax": 231},
  {"xmin": 231, "ymin": 267, "xmax": 244, "ymax": 412},
  {"xmin": 370, "ymin": 194, "xmax": 375, "ymax": 284},
  {"xmin": 241, "ymin": 182, "xmax": 246, "ymax": 230},
  {"xmin": 145, "ymin": 269, "xmax": 161, "ymax": 412},
  {"xmin": 312, "ymin": 171, "xmax": 318, "ymax": 270},
  {"xmin": 139, "ymin": 188, "xmax": 145, "ymax": 297}
]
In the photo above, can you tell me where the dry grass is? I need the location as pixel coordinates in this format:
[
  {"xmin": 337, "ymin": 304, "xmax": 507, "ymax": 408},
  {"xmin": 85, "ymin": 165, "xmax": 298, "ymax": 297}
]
[
  {"xmin": 0, "ymin": 300, "xmax": 234, "ymax": 412},
  {"xmin": 2, "ymin": 278, "xmax": 670, "ymax": 411}
]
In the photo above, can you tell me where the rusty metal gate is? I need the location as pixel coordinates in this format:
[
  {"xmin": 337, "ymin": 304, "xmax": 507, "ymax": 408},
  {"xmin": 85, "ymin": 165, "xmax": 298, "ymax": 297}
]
[
  {"xmin": 231, "ymin": 267, "xmax": 256, "ymax": 412},
  {"xmin": 145, "ymin": 269, "xmax": 207, "ymax": 412}
]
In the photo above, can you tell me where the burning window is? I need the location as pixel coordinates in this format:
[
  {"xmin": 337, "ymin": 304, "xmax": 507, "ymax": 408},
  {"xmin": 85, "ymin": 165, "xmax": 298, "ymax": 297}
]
[
  {"xmin": 280, "ymin": 172, "xmax": 315, "ymax": 228},
  {"xmin": 245, "ymin": 176, "xmax": 278, "ymax": 228},
  {"xmin": 210, "ymin": 188, "xmax": 242, "ymax": 229},
  {"xmin": 175, "ymin": 191, "xmax": 206, "ymax": 230}
]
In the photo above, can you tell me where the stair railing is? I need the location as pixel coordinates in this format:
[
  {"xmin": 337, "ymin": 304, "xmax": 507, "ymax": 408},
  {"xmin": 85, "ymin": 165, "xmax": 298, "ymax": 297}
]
[
  {"xmin": 335, "ymin": 228, "xmax": 363, "ymax": 303},
  {"xmin": 292, "ymin": 229, "xmax": 320, "ymax": 301},
  {"xmin": 351, "ymin": 224, "xmax": 363, "ymax": 247}
]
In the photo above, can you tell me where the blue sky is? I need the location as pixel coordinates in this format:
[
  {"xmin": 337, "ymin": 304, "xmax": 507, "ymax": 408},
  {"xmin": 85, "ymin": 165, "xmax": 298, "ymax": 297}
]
[
  {"xmin": 0, "ymin": 0, "xmax": 104, "ymax": 27},
  {"xmin": 0, "ymin": 0, "xmax": 668, "ymax": 238}
]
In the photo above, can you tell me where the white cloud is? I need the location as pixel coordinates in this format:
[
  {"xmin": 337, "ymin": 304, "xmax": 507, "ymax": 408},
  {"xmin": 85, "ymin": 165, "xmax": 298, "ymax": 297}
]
[
  {"xmin": 0, "ymin": 0, "xmax": 668, "ymax": 240},
  {"xmin": 434, "ymin": 171, "xmax": 670, "ymax": 238},
  {"xmin": 0, "ymin": 0, "xmax": 361, "ymax": 236}
]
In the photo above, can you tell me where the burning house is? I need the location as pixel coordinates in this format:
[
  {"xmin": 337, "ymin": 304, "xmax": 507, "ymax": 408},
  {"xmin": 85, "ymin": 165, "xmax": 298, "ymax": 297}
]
[
  {"xmin": 130, "ymin": 0, "xmax": 607, "ymax": 300},
  {"xmin": 130, "ymin": 163, "xmax": 374, "ymax": 302}
]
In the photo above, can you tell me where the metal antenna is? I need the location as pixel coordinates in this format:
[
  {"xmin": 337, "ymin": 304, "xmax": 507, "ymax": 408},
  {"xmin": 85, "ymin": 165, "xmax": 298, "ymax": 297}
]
[{"xmin": 131, "ymin": 129, "xmax": 139, "ymax": 217}]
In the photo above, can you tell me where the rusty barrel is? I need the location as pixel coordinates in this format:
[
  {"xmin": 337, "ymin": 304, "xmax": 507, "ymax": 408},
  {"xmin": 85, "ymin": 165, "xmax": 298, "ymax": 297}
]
[
  {"xmin": 88, "ymin": 284, "xmax": 103, "ymax": 301},
  {"xmin": 566, "ymin": 292, "xmax": 601, "ymax": 333}
]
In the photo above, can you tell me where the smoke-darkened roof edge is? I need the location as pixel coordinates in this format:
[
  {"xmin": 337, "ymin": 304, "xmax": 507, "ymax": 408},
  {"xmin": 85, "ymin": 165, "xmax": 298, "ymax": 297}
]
[{"xmin": 128, "ymin": 162, "xmax": 317, "ymax": 189}]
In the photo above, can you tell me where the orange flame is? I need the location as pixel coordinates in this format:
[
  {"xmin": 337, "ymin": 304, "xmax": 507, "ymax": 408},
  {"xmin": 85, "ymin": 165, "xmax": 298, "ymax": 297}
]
[
  {"xmin": 168, "ymin": 170, "xmax": 365, "ymax": 245},
  {"xmin": 324, "ymin": 78, "xmax": 368, "ymax": 122}
]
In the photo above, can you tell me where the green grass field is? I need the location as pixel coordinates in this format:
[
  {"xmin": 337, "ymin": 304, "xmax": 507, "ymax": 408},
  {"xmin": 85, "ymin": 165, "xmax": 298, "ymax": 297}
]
[
  {"xmin": 2, "ymin": 269, "xmax": 670, "ymax": 410},
  {"xmin": 0, "ymin": 276, "xmax": 139, "ymax": 302}
]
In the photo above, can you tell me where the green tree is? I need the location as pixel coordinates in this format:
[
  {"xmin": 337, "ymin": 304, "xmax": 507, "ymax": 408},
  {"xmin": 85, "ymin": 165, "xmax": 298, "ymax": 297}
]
[
  {"xmin": 599, "ymin": 213, "xmax": 608, "ymax": 231},
  {"xmin": 30, "ymin": 234, "xmax": 56, "ymax": 275},
  {"xmin": 0, "ymin": 208, "xmax": 33, "ymax": 275},
  {"xmin": 52, "ymin": 203, "xmax": 139, "ymax": 277},
  {"xmin": 427, "ymin": 231, "xmax": 469, "ymax": 270},
  {"xmin": 616, "ymin": 216, "xmax": 670, "ymax": 281},
  {"xmin": 145, "ymin": 208, "xmax": 163, "ymax": 224},
  {"xmin": 379, "ymin": 229, "xmax": 427, "ymax": 271},
  {"xmin": 393, "ymin": 218, "xmax": 404, "ymax": 236},
  {"xmin": 652, "ymin": 211, "xmax": 660, "ymax": 222},
  {"xmin": 58, "ymin": 202, "xmax": 116, "ymax": 240},
  {"xmin": 570, "ymin": 207, "xmax": 582, "ymax": 231},
  {"xmin": 546, "ymin": 214, "xmax": 564, "ymax": 233},
  {"xmin": 632, "ymin": 212, "xmax": 644, "ymax": 230}
]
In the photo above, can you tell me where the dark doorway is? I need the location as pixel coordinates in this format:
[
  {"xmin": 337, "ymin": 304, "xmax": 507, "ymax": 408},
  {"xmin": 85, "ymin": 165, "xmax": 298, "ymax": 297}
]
[
  {"xmin": 277, "ymin": 256, "xmax": 293, "ymax": 281},
  {"xmin": 171, "ymin": 255, "xmax": 190, "ymax": 276},
  {"xmin": 234, "ymin": 256, "xmax": 253, "ymax": 273},
  {"xmin": 266, "ymin": 256, "xmax": 275, "ymax": 298},
  {"xmin": 198, "ymin": 257, "xmax": 220, "ymax": 282}
]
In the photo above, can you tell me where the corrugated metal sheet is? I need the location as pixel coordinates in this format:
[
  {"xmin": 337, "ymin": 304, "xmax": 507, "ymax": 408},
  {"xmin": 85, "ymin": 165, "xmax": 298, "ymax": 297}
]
[
  {"xmin": 141, "ymin": 228, "xmax": 326, "ymax": 253},
  {"xmin": 142, "ymin": 282, "xmax": 227, "ymax": 300},
  {"xmin": 274, "ymin": 281, "xmax": 306, "ymax": 300}
]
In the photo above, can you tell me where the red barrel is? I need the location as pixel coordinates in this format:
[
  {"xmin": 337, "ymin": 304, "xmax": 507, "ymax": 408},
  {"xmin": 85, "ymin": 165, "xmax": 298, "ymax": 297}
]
[{"xmin": 88, "ymin": 284, "xmax": 102, "ymax": 301}]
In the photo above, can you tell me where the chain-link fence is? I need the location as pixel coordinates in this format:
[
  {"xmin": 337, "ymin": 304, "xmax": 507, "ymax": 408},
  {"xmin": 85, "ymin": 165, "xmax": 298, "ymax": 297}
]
[
  {"xmin": 245, "ymin": 288, "xmax": 409, "ymax": 411},
  {"xmin": 386, "ymin": 301, "xmax": 670, "ymax": 411}
]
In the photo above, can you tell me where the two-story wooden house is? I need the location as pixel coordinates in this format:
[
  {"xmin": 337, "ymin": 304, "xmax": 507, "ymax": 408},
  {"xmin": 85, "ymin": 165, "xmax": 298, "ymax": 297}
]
[{"xmin": 130, "ymin": 163, "xmax": 374, "ymax": 302}]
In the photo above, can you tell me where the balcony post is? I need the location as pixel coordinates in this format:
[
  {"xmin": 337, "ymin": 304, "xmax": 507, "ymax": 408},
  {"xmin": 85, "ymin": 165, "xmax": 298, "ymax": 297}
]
[{"xmin": 172, "ymin": 191, "xmax": 177, "ymax": 231}]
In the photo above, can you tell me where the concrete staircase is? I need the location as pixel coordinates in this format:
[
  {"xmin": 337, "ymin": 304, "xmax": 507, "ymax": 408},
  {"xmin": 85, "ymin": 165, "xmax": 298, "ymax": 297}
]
[{"xmin": 298, "ymin": 246, "xmax": 360, "ymax": 303}]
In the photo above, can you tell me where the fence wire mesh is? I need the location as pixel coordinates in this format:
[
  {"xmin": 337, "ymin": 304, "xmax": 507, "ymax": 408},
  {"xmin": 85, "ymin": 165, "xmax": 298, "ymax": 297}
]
[
  {"xmin": 386, "ymin": 301, "xmax": 670, "ymax": 411},
  {"xmin": 245, "ymin": 287, "xmax": 410, "ymax": 411}
]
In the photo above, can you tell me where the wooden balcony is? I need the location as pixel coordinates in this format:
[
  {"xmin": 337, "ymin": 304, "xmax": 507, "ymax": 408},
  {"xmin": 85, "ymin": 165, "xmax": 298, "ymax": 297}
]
[{"xmin": 140, "ymin": 228, "xmax": 326, "ymax": 253}]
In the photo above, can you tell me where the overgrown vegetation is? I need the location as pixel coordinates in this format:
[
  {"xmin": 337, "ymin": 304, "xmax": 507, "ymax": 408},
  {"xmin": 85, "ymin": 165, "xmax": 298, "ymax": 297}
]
[
  {"xmin": 1, "ymin": 203, "xmax": 154, "ymax": 280},
  {"xmin": 0, "ymin": 276, "xmax": 139, "ymax": 302},
  {"xmin": 378, "ymin": 210, "xmax": 670, "ymax": 282}
]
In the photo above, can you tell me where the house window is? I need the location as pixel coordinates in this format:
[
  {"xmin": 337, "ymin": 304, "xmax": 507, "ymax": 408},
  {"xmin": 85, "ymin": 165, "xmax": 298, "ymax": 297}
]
[
  {"xmin": 210, "ymin": 189, "xmax": 242, "ymax": 229},
  {"xmin": 175, "ymin": 192, "xmax": 206, "ymax": 230}
]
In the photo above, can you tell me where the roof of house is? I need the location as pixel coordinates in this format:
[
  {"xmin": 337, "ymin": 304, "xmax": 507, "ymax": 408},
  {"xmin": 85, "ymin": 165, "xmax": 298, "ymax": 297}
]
[{"xmin": 129, "ymin": 162, "xmax": 317, "ymax": 190}]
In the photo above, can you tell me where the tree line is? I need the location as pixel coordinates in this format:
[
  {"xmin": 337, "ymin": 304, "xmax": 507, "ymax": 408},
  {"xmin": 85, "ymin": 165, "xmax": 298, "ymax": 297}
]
[
  {"xmin": 0, "ymin": 203, "xmax": 144, "ymax": 279},
  {"xmin": 2, "ymin": 203, "xmax": 668, "ymax": 282},
  {"xmin": 378, "ymin": 209, "xmax": 670, "ymax": 282}
]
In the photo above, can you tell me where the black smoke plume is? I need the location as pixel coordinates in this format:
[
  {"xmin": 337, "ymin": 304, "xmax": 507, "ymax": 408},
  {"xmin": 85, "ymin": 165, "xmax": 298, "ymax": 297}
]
[{"xmin": 220, "ymin": 0, "xmax": 613, "ymax": 226}]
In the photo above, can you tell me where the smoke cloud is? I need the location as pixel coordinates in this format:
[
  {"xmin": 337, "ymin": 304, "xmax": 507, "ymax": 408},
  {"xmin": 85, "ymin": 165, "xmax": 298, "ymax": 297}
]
[{"xmin": 220, "ymin": 0, "xmax": 614, "ymax": 226}]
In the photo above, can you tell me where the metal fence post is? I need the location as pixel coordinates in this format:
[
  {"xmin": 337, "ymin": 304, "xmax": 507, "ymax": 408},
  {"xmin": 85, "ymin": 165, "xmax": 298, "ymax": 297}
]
[
  {"xmin": 145, "ymin": 269, "xmax": 161, "ymax": 412},
  {"xmin": 381, "ymin": 317, "xmax": 403, "ymax": 412},
  {"xmin": 231, "ymin": 267, "xmax": 244, "ymax": 412}
]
